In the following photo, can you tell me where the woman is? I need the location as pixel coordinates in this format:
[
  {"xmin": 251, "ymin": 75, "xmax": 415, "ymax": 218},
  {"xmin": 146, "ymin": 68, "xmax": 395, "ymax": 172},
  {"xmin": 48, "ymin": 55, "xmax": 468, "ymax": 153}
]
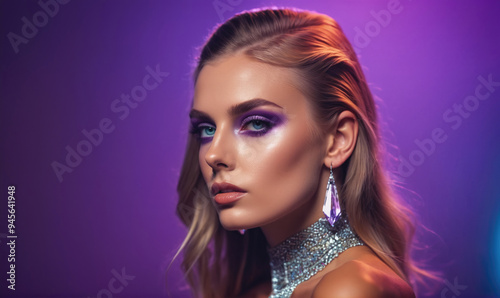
[{"xmin": 175, "ymin": 7, "xmax": 424, "ymax": 297}]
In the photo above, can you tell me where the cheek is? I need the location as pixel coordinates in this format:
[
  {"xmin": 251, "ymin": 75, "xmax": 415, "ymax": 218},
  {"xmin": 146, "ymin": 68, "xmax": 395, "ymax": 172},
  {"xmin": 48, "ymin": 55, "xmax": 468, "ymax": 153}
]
[
  {"xmin": 198, "ymin": 146, "xmax": 211, "ymax": 182},
  {"xmin": 196, "ymin": 122, "xmax": 323, "ymax": 198},
  {"xmin": 266, "ymin": 122, "xmax": 319, "ymax": 167},
  {"xmin": 249, "ymin": 126, "xmax": 323, "ymax": 197}
]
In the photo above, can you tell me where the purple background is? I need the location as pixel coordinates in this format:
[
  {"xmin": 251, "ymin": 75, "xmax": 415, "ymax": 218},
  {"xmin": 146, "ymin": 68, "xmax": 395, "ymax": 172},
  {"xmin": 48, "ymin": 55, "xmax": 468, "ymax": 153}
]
[{"xmin": 1, "ymin": 0, "xmax": 499, "ymax": 297}]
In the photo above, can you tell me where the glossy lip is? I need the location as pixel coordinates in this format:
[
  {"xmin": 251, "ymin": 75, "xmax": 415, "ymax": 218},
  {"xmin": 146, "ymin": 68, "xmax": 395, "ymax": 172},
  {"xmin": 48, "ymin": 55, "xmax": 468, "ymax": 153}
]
[
  {"xmin": 211, "ymin": 182, "xmax": 247, "ymax": 205},
  {"xmin": 214, "ymin": 192, "xmax": 246, "ymax": 205}
]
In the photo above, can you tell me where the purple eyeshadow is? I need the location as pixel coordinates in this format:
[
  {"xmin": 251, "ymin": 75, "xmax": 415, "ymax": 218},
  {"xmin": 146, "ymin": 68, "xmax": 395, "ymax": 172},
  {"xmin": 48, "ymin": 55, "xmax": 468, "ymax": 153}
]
[
  {"xmin": 198, "ymin": 137, "xmax": 212, "ymax": 145},
  {"xmin": 238, "ymin": 110, "xmax": 284, "ymax": 126},
  {"xmin": 238, "ymin": 110, "xmax": 285, "ymax": 137},
  {"xmin": 189, "ymin": 109, "xmax": 286, "ymax": 141}
]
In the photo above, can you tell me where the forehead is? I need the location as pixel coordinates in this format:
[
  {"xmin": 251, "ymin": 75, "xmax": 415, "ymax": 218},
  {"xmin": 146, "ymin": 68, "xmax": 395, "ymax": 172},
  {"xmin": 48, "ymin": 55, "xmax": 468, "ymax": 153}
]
[{"xmin": 193, "ymin": 53, "xmax": 306, "ymax": 112}]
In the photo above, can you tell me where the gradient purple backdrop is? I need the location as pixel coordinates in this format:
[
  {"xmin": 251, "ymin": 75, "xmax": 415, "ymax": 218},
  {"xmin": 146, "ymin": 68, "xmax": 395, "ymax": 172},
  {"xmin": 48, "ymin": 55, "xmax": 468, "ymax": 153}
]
[{"xmin": 1, "ymin": 0, "xmax": 499, "ymax": 297}]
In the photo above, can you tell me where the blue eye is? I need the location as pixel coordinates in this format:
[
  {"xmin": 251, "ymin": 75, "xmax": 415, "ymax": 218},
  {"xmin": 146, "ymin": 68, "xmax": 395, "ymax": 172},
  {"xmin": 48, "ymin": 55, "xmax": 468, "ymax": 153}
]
[
  {"xmin": 240, "ymin": 115, "xmax": 274, "ymax": 136},
  {"xmin": 200, "ymin": 125, "xmax": 215, "ymax": 137},
  {"xmin": 247, "ymin": 120, "xmax": 266, "ymax": 130},
  {"xmin": 189, "ymin": 113, "xmax": 280, "ymax": 141},
  {"xmin": 189, "ymin": 122, "xmax": 215, "ymax": 140}
]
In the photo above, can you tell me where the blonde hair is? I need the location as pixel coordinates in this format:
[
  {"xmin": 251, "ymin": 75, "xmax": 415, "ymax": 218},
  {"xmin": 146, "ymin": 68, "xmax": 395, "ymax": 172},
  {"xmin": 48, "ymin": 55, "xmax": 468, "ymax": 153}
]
[{"xmin": 174, "ymin": 7, "xmax": 431, "ymax": 297}]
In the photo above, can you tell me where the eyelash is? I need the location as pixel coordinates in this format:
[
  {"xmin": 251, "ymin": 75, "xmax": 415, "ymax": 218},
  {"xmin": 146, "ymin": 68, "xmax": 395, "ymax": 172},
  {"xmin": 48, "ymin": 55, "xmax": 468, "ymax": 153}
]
[
  {"xmin": 189, "ymin": 115, "xmax": 275, "ymax": 139},
  {"xmin": 240, "ymin": 115, "xmax": 273, "ymax": 136},
  {"xmin": 189, "ymin": 123, "xmax": 215, "ymax": 139}
]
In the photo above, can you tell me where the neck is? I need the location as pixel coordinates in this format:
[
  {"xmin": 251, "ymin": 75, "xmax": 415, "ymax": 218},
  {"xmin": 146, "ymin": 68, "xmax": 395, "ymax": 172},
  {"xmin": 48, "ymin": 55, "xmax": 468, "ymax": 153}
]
[
  {"xmin": 260, "ymin": 170, "xmax": 328, "ymax": 247},
  {"xmin": 266, "ymin": 215, "xmax": 364, "ymax": 297},
  {"xmin": 261, "ymin": 202, "xmax": 324, "ymax": 248}
]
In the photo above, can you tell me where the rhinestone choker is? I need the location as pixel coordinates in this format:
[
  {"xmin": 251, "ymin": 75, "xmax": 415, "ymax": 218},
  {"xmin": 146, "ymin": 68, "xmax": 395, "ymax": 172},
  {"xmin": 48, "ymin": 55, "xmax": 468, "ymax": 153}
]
[{"xmin": 267, "ymin": 215, "xmax": 364, "ymax": 297}]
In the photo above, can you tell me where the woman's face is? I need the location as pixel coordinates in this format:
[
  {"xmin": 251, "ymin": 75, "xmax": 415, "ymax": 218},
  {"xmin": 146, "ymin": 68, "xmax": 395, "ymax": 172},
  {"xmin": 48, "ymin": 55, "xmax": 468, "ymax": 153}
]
[{"xmin": 191, "ymin": 53, "xmax": 327, "ymax": 231}]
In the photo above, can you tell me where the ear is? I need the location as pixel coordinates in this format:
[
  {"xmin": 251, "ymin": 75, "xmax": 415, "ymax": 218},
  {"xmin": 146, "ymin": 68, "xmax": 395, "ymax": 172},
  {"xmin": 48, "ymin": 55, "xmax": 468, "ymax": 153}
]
[{"xmin": 323, "ymin": 110, "xmax": 359, "ymax": 169}]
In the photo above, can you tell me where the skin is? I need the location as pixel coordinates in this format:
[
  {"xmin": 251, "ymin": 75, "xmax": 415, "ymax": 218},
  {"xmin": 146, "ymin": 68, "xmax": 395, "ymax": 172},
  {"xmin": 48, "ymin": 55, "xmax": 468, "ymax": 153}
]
[
  {"xmin": 242, "ymin": 246, "xmax": 415, "ymax": 298},
  {"xmin": 191, "ymin": 53, "xmax": 414, "ymax": 297}
]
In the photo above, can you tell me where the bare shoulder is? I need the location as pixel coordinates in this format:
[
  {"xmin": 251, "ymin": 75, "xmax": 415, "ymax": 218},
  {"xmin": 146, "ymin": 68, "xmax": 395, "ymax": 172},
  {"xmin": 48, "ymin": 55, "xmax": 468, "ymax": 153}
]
[{"xmin": 311, "ymin": 259, "xmax": 415, "ymax": 298}]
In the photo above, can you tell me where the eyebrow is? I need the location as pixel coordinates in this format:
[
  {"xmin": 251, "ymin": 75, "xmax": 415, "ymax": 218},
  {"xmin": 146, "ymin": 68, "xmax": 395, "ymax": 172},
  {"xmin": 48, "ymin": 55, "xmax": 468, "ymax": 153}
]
[{"xmin": 189, "ymin": 98, "xmax": 283, "ymax": 119}]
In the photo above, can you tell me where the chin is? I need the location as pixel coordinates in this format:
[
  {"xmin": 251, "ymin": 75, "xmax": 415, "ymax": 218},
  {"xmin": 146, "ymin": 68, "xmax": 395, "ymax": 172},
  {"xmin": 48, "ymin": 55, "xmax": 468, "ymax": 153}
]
[{"xmin": 217, "ymin": 208, "xmax": 261, "ymax": 231}]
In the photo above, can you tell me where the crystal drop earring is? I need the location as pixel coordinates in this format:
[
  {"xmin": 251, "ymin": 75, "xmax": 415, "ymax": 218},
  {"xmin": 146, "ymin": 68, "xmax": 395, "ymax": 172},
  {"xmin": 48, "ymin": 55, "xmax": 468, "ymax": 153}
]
[{"xmin": 323, "ymin": 163, "xmax": 341, "ymax": 226}]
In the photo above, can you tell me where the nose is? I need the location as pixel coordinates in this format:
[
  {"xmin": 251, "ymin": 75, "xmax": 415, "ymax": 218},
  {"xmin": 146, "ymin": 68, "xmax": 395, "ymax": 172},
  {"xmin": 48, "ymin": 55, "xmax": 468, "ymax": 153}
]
[{"xmin": 204, "ymin": 124, "xmax": 235, "ymax": 172}]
